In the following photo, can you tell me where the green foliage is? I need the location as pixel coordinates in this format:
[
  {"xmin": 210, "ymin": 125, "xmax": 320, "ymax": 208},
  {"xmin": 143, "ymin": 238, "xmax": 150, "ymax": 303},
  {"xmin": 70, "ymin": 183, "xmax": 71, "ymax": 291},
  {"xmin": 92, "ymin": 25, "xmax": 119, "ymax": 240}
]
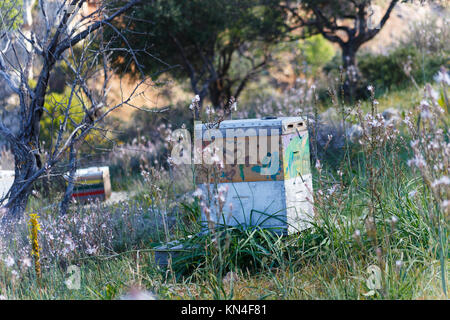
[
  {"xmin": 109, "ymin": 0, "xmax": 286, "ymax": 76},
  {"xmin": 358, "ymin": 45, "xmax": 449, "ymax": 93},
  {"xmin": 39, "ymin": 89, "xmax": 84, "ymax": 148},
  {"xmin": 299, "ymin": 34, "xmax": 335, "ymax": 75},
  {"xmin": 107, "ymin": 0, "xmax": 289, "ymax": 106},
  {"xmin": 0, "ymin": 0, "xmax": 23, "ymax": 30},
  {"xmin": 171, "ymin": 225, "xmax": 289, "ymax": 277}
]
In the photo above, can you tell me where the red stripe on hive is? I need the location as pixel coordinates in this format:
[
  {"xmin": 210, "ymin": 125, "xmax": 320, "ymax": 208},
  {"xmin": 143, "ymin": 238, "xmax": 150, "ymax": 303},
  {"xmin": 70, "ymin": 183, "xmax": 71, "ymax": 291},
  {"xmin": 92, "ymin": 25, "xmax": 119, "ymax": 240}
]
[{"xmin": 72, "ymin": 190, "xmax": 105, "ymax": 198}]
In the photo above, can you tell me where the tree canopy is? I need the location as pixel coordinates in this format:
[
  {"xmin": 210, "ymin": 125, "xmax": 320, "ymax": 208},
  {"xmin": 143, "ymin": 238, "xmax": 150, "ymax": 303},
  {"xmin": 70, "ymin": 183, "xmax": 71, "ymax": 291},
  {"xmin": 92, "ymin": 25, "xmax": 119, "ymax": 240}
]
[
  {"xmin": 283, "ymin": 0, "xmax": 400, "ymax": 98},
  {"xmin": 109, "ymin": 0, "xmax": 290, "ymax": 113}
]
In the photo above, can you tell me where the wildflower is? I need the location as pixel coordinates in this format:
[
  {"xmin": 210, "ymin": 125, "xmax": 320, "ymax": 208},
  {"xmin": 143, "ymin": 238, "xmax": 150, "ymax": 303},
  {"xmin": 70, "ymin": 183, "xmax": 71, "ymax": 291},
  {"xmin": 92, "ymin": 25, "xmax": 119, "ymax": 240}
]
[
  {"xmin": 218, "ymin": 185, "xmax": 229, "ymax": 194},
  {"xmin": 407, "ymin": 154, "xmax": 426, "ymax": 169},
  {"xmin": 395, "ymin": 260, "xmax": 403, "ymax": 273},
  {"xmin": 86, "ymin": 247, "xmax": 97, "ymax": 255},
  {"xmin": 28, "ymin": 213, "xmax": 41, "ymax": 279},
  {"xmin": 403, "ymin": 114, "xmax": 412, "ymax": 127},
  {"xmin": 64, "ymin": 237, "xmax": 76, "ymax": 251},
  {"xmin": 327, "ymin": 184, "xmax": 338, "ymax": 195},
  {"xmin": 430, "ymin": 88, "xmax": 440, "ymax": 101},
  {"xmin": 4, "ymin": 255, "xmax": 14, "ymax": 267},
  {"xmin": 390, "ymin": 216, "xmax": 398, "ymax": 230},
  {"xmin": 223, "ymin": 271, "xmax": 239, "ymax": 284},
  {"xmin": 367, "ymin": 85, "xmax": 374, "ymax": 92},
  {"xmin": 431, "ymin": 176, "xmax": 450, "ymax": 188},
  {"xmin": 21, "ymin": 257, "xmax": 32, "ymax": 269},
  {"xmin": 442, "ymin": 200, "xmax": 449, "ymax": 209},
  {"xmin": 206, "ymin": 106, "xmax": 214, "ymax": 115},
  {"xmin": 120, "ymin": 287, "xmax": 157, "ymax": 300},
  {"xmin": 408, "ymin": 190, "xmax": 417, "ymax": 198},
  {"xmin": 315, "ymin": 160, "xmax": 322, "ymax": 173},
  {"xmin": 216, "ymin": 193, "xmax": 226, "ymax": 203},
  {"xmin": 433, "ymin": 70, "xmax": 450, "ymax": 85},
  {"xmin": 193, "ymin": 188, "xmax": 203, "ymax": 198},
  {"xmin": 217, "ymin": 185, "xmax": 229, "ymax": 203}
]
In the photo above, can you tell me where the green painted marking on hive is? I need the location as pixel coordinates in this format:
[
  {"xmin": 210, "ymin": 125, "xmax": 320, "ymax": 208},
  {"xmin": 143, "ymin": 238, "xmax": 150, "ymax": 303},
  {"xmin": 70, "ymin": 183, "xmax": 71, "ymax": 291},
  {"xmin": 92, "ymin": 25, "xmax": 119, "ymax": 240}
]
[
  {"xmin": 283, "ymin": 133, "xmax": 311, "ymax": 179},
  {"xmin": 239, "ymin": 164, "xmax": 245, "ymax": 181}
]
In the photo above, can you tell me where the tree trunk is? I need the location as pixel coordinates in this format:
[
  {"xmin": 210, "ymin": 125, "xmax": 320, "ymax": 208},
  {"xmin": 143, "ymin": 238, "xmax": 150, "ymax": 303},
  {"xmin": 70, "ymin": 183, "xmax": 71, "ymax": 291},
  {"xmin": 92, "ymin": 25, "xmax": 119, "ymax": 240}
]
[
  {"xmin": 208, "ymin": 78, "xmax": 227, "ymax": 110},
  {"xmin": 208, "ymin": 77, "xmax": 234, "ymax": 119},
  {"xmin": 341, "ymin": 44, "xmax": 360, "ymax": 101},
  {"xmin": 3, "ymin": 143, "xmax": 38, "ymax": 223}
]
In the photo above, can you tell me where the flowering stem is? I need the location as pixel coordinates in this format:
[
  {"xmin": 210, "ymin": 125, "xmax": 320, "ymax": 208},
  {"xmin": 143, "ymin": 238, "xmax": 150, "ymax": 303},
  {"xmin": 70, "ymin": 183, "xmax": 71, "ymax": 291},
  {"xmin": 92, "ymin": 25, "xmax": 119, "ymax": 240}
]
[{"xmin": 29, "ymin": 213, "xmax": 42, "ymax": 282}]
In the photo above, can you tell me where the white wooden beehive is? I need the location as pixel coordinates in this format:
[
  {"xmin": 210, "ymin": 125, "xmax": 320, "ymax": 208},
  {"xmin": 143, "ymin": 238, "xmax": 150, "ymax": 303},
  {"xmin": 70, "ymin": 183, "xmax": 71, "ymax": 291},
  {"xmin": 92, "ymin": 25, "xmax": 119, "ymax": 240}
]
[
  {"xmin": 0, "ymin": 170, "xmax": 14, "ymax": 201},
  {"xmin": 195, "ymin": 117, "xmax": 314, "ymax": 235}
]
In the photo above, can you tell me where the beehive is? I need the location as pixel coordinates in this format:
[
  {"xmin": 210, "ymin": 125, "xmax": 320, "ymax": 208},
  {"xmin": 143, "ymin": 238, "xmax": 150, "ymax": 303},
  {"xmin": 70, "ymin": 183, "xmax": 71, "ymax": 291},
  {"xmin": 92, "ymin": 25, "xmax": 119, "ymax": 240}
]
[
  {"xmin": 195, "ymin": 117, "xmax": 314, "ymax": 235},
  {"xmin": 70, "ymin": 166, "xmax": 111, "ymax": 203},
  {"xmin": 0, "ymin": 170, "xmax": 14, "ymax": 201}
]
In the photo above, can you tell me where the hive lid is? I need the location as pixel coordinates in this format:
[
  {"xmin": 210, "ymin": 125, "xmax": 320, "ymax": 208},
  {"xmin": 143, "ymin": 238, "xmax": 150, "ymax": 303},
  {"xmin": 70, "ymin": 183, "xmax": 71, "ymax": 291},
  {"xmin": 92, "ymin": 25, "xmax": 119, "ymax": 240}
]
[
  {"xmin": 194, "ymin": 116, "xmax": 307, "ymax": 134},
  {"xmin": 63, "ymin": 166, "xmax": 109, "ymax": 181}
]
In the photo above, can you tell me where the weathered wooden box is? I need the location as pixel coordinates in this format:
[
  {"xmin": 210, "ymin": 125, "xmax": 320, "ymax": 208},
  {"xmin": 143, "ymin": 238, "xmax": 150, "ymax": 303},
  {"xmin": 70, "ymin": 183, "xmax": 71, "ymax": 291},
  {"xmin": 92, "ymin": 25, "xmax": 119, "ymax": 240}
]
[
  {"xmin": 70, "ymin": 166, "xmax": 111, "ymax": 203},
  {"xmin": 195, "ymin": 117, "xmax": 314, "ymax": 235},
  {"xmin": 0, "ymin": 170, "xmax": 14, "ymax": 201}
]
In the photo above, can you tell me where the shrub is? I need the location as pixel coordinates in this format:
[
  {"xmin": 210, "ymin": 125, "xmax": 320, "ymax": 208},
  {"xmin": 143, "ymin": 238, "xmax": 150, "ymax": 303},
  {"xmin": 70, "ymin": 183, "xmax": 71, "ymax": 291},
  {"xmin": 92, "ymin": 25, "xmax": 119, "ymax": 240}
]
[
  {"xmin": 298, "ymin": 34, "xmax": 335, "ymax": 75},
  {"xmin": 358, "ymin": 46, "xmax": 448, "ymax": 93}
]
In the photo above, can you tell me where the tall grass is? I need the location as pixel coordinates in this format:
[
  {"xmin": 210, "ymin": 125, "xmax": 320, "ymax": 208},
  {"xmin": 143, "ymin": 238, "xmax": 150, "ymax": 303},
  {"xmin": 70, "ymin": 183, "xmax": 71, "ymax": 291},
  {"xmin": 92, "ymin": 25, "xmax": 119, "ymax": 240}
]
[{"xmin": 0, "ymin": 80, "xmax": 448, "ymax": 300}]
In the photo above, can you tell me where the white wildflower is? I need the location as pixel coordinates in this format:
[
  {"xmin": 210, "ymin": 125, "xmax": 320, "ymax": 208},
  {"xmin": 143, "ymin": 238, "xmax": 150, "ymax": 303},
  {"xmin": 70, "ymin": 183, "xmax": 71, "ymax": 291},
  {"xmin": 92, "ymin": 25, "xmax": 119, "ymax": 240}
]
[
  {"xmin": 21, "ymin": 257, "xmax": 32, "ymax": 268},
  {"xmin": 315, "ymin": 160, "xmax": 322, "ymax": 170},
  {"xmin": 193, "ymin": 188, "xmax": 203, "ymax": 197},
  {"xmin": 407, "ymin": 154, "xmax": 426, "ymax": 169},
  {"xmin": 86, "ymin": 247, "xmax": 97, "ymax": 255},
  {"xmin": 408, "ymin": 190, "xmax": 417, "ymax": 198},
  {"xmin": 218, "ymin": 185, "xmax": 229, "ymax": 194},
  {"xmin": 4, "ymin": 256, "xmax": 14, "ymax": 267},
  {"xmin": 434, "ymin": 70, "xmax": 450, "ymax": 85},
  {"xmin": 431, "ymin": 176, "xmax": 450, "ymax": 188}
]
